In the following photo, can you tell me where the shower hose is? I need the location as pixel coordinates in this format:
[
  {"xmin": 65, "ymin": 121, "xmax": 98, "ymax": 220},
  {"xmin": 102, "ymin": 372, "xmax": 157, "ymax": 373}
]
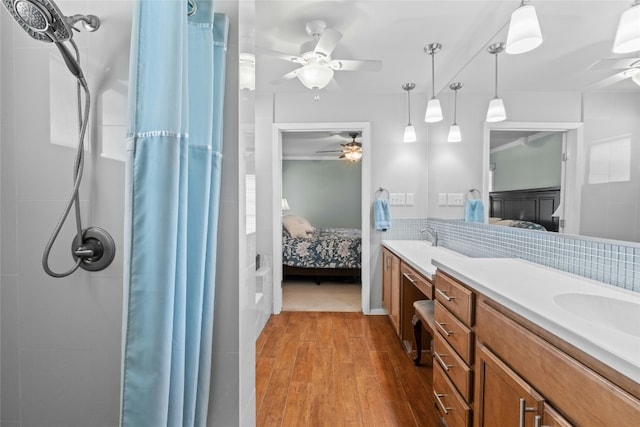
[{"xmin": 41, "ymin": 39, "xmax": 89, "ymax": 278}]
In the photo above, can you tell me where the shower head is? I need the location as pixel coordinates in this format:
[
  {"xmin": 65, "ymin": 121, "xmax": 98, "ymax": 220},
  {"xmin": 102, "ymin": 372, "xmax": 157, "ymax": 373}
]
[
  {"xmin": 2, "ymin": 0, "xmax": 73, "ymax": 43},
  {"xmin": 1, "ymin": 0, "xmax": 100, "ymax": 79}
]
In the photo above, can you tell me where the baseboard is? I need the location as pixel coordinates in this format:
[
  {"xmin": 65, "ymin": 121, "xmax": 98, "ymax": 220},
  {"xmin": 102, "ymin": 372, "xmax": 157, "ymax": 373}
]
[{"xmin": 368, "ymin": 308, "xmax": 387, "ymax": 315}]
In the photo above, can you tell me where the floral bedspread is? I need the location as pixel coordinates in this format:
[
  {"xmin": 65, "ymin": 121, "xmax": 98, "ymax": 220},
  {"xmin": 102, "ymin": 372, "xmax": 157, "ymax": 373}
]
[{"xmin": 282, "ymin": 228, "xmax": 362, "ymax": 269}]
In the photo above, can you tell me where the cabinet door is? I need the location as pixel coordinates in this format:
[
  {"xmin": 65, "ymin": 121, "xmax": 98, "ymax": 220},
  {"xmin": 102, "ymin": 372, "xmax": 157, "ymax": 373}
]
[
  {"xmin": 382, "ymin": 250, "xmax": 392, "ymax": 314},
  {"xmin": 475, "ymin": 343, "xmax": 544, "ymax": 427}
]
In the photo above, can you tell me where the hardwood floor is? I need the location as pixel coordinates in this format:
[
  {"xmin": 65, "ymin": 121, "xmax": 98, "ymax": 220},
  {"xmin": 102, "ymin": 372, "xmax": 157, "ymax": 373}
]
[{"xmin": 256, "ymin": 312, "xmax": 442, "ymax": 427}]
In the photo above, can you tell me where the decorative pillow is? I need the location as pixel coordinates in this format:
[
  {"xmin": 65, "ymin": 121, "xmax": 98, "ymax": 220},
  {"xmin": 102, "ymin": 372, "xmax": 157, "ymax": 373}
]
[{"xmin": 282, "ymin": 215, "xmax": 314, "ymax": 238}]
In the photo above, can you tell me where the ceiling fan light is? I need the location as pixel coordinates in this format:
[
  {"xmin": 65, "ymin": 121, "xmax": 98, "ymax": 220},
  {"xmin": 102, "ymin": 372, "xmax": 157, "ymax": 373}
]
[
  {"xmin": 425, "ymin": 98, "xmax": 443, "ymax": 123},
  {"xmin": 506, "ymin": 4, "xmax": 543, "ymax": 54},
  {"xmin": 447, "ymin": 124, "xmax": 462, "ymax": 143},
  {"xmin": 403, "ymin": 125, "xmax": 417, "ymax": 143},
  {"xmin": 486, "ymin": 98, "xmax": 507, "ymax": 122},
  {"xmin": 613, "ymin": 1, "xmax": 640, "ymax": 54},
  {"xmin": 296, "ymin": 62, "xmax": 334, "ymax": 90},
  {"xmin": 344, "ymin": 149, "xmax": 362, "ymax": 162}
]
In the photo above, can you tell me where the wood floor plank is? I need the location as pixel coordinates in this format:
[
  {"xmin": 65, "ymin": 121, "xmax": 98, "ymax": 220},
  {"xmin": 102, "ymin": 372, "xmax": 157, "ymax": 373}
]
[{"xmin": 256, "ymin": 312, "xmax": 441, "ymax": 427}]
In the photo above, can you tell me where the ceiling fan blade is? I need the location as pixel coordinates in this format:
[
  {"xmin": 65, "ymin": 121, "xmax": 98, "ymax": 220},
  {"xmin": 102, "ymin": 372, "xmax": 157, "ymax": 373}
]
[
  {"xmin": 316, "ymin": 150, "xmax": 344, "ymax": 153},
  {"xmin": 257, "ymin": 47, "xmax": 305, "ymax": 64},
  {"xmin": 329, "ymin": 59, "xmax": 383, "ymax": 72},
  {"xmin": 282, "ymin": 69, "xmax": 299, "ymax": 80},
  {"xmin": 314, "ymin": 28, "xmax": 342, "ymax": 57},
  {"xmin": 585, "ymin": 70, "xmax": 631, "ymax": 90},
  {"xmin": 588, "ymin": 57, "xmax": 640, "ymax": 70}
]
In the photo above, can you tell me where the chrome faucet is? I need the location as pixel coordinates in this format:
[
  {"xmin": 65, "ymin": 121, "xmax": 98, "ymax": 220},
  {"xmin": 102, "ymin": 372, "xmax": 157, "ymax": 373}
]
[{"xmin": 419, "ymin": 227, "xmax": 438, "ymax": 247}]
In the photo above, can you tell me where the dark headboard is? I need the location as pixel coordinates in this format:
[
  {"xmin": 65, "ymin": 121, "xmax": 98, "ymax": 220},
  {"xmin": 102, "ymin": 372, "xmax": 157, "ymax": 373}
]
[{"xmin": 489, "ymin": 186, "xmax": 560, "ymax": 232}]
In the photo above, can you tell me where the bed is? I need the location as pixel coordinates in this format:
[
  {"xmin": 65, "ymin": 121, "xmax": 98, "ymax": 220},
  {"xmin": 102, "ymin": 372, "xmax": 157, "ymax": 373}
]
[
  {"xmin": 489, "ymin": 186, "xmax": 560, "ymax": 232},
  {"xmin": 281, "ymin": 215, "xmax": 361, "ymax": 284}
]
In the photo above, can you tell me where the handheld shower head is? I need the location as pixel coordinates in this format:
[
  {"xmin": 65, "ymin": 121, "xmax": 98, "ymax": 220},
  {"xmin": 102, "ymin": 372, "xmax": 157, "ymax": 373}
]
[{"xmin": 3, "ymin": 0, "xmax": 73, "ymax": 42}]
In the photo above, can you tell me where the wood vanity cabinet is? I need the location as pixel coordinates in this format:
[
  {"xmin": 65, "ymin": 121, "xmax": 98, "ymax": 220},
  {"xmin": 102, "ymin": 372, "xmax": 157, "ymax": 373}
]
[
  {"xmin": 434, "ymin": 270, "xmax": 640, "ymax": 427},
  {"xmin": 382, "ymin": 248, "xmax": 401, "ymax": 335}
]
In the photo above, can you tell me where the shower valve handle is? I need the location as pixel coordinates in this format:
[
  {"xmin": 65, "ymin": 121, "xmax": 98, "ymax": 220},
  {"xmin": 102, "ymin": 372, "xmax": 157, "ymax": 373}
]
[{"xmin": 73, "ymin": 239, "xmax": 104, "ymax": 260}]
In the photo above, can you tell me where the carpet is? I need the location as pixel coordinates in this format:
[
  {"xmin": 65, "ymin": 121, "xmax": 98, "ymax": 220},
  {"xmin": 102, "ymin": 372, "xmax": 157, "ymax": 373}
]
[{"xmin": 282, "ymin": 279, "xmax": 362, "ymax": 312}]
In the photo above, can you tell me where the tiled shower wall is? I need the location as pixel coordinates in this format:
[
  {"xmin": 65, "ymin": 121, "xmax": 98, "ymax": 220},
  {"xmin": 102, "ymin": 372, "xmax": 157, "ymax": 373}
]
[{"xmin": 383, "ymin": 218, "xmax": 640, "ymax": 292}]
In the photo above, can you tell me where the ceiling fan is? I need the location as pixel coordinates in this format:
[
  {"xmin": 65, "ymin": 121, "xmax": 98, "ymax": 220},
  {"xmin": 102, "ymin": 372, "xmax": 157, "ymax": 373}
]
[
  {"xmin": 586, "ymin": 56, "xmax": 640, "ymax": 90},
  {"xmin": 316, "ymin": 132, "xmax": 363, "ymax": 162},
  {"xmin": 264, "ymin": 20, "xmax": 382, "ymax": 98}
]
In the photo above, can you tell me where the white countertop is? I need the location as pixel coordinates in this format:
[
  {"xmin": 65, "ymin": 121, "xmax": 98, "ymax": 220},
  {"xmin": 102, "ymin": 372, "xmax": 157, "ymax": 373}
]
[
  {"xmin": 381, "ymin": 240, "xmax": 468, "ymax": 281},
  {"xmin": 381, "ymin": 240, "xmax": 640, "ymax": 384}
]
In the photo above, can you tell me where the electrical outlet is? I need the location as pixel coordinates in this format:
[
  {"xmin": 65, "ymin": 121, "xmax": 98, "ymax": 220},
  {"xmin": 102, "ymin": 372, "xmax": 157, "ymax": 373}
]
[
  {"xmin": 447, "ymin": 193, "xmax": 465, "ymax": 206},
  {"xmin": 389, "ymin": 193, "xmax": 406, "ymax": 206},
  {"xmin": 438, "ymin": 193, "xmax": 447, "ymax": 206},
  {"xmin": 406, "ymin": 193, "xmax": 415, "ymax": 206}
]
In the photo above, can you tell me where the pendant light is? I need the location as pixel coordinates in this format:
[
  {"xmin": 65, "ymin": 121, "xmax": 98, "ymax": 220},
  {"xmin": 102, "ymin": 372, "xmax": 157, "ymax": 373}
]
[
  {"xmin": 613, "ymin": 0, "xmax": 640, "ymax": 53},
  {"xmin": 486, "ymin": 43, "xmax": 507, "ymax": 123},
  {"xmin": 506, "ymin": 0, "xmax": 543, "ymax": 54},
  {"xmin": 424, "ymin": 43, "xmax": 443, "ymax": 123},
  {"xmin": 447, "ymin": 82, "xmax": 463, "ymax": 142},
  {"xmin": 402, "ymin": 83, "xmax": 417, "ymax": 142}
]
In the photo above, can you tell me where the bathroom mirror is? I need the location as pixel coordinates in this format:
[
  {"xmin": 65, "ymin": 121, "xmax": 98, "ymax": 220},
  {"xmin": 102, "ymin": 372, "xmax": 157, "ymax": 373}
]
[{"xmin": 447, "ymin": 1, "xmax": 640, "ymax": 243}]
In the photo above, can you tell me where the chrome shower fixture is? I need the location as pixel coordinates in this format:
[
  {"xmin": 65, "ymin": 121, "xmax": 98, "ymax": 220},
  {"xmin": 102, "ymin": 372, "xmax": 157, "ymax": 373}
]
[
  {"xmin": 2, "ymin": 0, "xmax": 100, "ymax": 78},
  {"xmin": 1, "ymin": 0, "xmax": 115, "ymax": 277}
]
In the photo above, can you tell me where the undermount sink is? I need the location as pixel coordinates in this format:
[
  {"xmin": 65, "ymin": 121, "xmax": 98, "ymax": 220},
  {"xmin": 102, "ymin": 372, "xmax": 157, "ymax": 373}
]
[{"xmin": 553, "ymin": 293, "xmax": 640, "ymax": 337}]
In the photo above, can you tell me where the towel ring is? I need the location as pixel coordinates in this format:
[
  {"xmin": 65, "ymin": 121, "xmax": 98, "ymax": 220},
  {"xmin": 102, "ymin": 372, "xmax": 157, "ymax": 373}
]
[
  {"xmin": 376, "ymin": 187, "xmax": 390, "ymax": 200},
  {"xmin": 466, "ymin": 188, "xmax": 481, "ymax": 200}
]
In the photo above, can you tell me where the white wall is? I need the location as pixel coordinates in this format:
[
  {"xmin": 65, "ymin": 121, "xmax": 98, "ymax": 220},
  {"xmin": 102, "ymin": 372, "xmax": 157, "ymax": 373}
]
[
  {"xmin": 256, "ymin": 91, "xmax": 428, "ymax": 310},
  {"xmin": 1, "ymin": 2, "xmax": 132, "ymax": 425},
  {"xmin": 580, "ymin": 91, "xmax": 640, "ymax": 242},
  {"xmin": 1, "ymin": 1, "xmax": 249, "ymax": 426}
]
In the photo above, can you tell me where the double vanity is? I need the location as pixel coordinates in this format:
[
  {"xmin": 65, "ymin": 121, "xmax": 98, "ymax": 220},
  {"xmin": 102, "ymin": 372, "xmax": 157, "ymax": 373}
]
[{"xmin": 381, "ymin": 240, "xmax": 640, "ymax": 427}]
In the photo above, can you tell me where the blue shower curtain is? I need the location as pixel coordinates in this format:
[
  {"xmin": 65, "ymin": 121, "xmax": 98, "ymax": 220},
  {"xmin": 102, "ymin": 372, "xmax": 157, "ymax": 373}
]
[{"xmin": 120, "ymin": 1, "xmax": 228, "ymax": 425}]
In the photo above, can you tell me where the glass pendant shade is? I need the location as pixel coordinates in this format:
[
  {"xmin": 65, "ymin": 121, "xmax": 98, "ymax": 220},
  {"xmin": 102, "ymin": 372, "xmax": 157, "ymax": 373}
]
[
  {"xmin": 447, "ymin": 124, "xmax": 462, "ymax": 142},
  {"xmin": 403, "ymin": 125, "xmax": 417, "ymax": 142},
  {"xmin": 344, "ymin": 149, "xmax": 363, "ymax": 162},
  {"xmin": 425, "ymin": 98, "xmax": 443, "ymax": 123},
  {"xmin": 613, "ymin": 1, "xmax": 640, "ymax": 53},
  {"xmin": 486, "ymin": 98, "xmax": 507, "ymax": 122},
  {"xmin": 239, "ymin": 53, "xmax": 255, "ymax": 91},
  {"xmin": 296, "ymin": 62, "xmax": 334, "ymax": 89},
  {"xmin": 506, "ymin": 4, "xmax": 543, "ymax": 54}
]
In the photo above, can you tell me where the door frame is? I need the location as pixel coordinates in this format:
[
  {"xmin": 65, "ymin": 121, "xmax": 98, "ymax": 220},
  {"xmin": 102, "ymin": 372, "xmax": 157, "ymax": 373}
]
[{"xmin": 272, "ymin": 122, "xmax": 371, "ymax": 314}]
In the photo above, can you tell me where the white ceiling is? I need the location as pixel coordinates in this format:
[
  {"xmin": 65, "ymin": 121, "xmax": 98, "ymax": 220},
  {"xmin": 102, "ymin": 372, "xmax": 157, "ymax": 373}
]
[{"xmin": 254, "ymin": 0, "xmax": 640, "ymax": 96}]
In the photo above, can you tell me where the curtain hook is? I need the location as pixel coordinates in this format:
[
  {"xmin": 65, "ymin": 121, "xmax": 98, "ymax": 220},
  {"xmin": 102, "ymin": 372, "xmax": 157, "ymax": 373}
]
[{"xmin": 187, "ymin": 0, "xmax": 197, "ymax": 16}]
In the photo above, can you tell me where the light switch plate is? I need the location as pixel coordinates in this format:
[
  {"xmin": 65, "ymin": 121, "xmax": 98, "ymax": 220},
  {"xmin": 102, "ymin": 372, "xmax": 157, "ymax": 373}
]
[
  {"xmin": 389, "ymin": 192, "xmax": 406, "ymax": 206},
  {"xmin": 406, "ymin": 193, "xmax": 415, "ymax": 206},
  {"xmin": 447, "ymin": 193, "xmax": 465, "ymax": 206},
  {"xmin": 438, "ymin": 193, "xmax": 447, "ymax": 206}
]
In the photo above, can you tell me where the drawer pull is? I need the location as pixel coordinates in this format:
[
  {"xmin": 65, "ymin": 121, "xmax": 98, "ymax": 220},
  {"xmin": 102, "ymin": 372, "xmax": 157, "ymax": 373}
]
[
  {"xmin": 435, "ymin": 320, "xmax": 453, "ymax": 337},
  {"xmin": 434, "ymin": 351, "xmax": 452, "ymax": 371},
  {"xmin": 433, "ymin": 390, "xmax": 453, "ymax": 415},
  {"xmin": 403, "ymin": 273, "xmax": 416, "ymax": 284},
  {"xmin": 519, "ymin": 398, "xmax": 537, "ymax": 427},
  {"xmin": 436, "ymin": 288, "xmax": 455, "ymax": 301}
]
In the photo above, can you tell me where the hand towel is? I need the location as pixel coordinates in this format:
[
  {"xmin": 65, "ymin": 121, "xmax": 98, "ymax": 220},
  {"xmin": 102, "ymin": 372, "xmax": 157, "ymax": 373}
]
[
  {"xmin": 465, "ymin": 199, "xmax": 485, "ymax": 223},
  {"xmin": 374, "ymin": 199, "xmax": 391, "ymax": 231}
]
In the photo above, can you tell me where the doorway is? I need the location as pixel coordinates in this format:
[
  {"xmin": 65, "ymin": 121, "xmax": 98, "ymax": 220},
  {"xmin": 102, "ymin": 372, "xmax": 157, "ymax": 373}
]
[{"xmin": 272, "ymin": 122, "xmax": 371, "ymax": 314}]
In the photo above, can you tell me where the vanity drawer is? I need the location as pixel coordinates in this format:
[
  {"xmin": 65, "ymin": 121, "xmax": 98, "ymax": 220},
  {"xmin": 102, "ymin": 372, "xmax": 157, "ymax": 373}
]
[
  {"xmin": 433, "ymin": 362, "xmax": 471, "ymax": 427},
  {"xmin": 434, "ymin": 332, "xmax": 473, "ymax": 402},
  {"xmin": 401, "ymin": 262, "xmax": 433, "ymax": 299},
  {"xmin": 435, "ymin": 271, "xmax": 474, "ymax": 326},
  {"xmin": 434, "ymin": 301, "xmax": 473, "ymax": 364}
]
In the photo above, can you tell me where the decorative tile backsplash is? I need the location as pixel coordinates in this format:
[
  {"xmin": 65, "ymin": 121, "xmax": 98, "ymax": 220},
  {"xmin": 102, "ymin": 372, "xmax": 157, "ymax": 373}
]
[{"xmin": 382, "ymin": 218, "xmax": 640, "ymax": 292}]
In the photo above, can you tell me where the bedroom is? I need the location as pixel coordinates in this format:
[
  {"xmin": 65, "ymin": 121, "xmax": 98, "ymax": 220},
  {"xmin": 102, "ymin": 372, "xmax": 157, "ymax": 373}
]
[{"xmin": 280, "ymin": 130, "xmax": 363, "ymax": 310}]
